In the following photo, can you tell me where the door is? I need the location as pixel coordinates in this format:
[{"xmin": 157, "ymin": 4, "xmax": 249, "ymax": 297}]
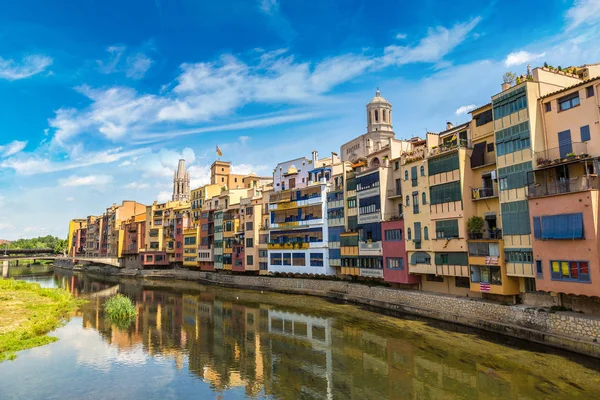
[{"xmin": 558, "ymin": 130, "xmax": 572, "ymax": 159}]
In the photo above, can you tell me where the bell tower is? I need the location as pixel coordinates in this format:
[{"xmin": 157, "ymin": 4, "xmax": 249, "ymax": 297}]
[
  {"xmin": 366, "ymin": 88, "xmax": 393, "ymax": 138},
  {"xmin": 172, "ymin": 159, "xmax": 190, "ymax": 202}
]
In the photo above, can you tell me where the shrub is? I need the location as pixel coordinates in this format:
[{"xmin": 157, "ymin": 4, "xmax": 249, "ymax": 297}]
[
  {"xmin": 467, "ymin": 216, "xmax": 484, "ymax": 234},
  {"xmin": 104, "ymin": 294, "xmax": 137, "ymax": 330}
]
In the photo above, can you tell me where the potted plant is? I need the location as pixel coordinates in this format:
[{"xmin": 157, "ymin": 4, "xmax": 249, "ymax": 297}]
[
  {"xmin": 467, "ymin": 216, "xmax": 484, "ymax": 239},
  {"xmin": 566, "ymin": 152, "xmax": 576, "ymax": 160},
  {"xmin": 580, "ymin": 153, "xmax": 590, "ymax": 159},
  {"xmin": 537, "ymin": 157, "xmax": 549, "ymax": 166}
]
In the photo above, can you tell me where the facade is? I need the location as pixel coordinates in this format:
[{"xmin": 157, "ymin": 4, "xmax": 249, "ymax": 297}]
[
  {"xmin": 68, "ymin": 219, "xmax": 87, "ymax": 257},
  {"xmin": 120, "ymin": 213, "xmax": 146, "ymax": 268}
]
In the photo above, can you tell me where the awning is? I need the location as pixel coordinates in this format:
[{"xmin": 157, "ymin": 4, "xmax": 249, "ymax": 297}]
[{"xmin": 470, "ymin": 141, "xmax": 486, "ymax": 168}]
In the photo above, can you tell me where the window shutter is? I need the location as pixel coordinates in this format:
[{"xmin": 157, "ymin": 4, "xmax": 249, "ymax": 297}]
[
  {"xmin": 533, "ymin": 217, "xmax": 541, "ymax": 239},
  {"xmin": 581, "ymin": 125, "xmax": 591, "ymax": 142}
]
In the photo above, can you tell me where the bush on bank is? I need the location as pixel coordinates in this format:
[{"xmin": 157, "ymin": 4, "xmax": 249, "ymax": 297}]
[{"xmin": 104, "ymin": 294, "xmax": 137, "ymax": 330}]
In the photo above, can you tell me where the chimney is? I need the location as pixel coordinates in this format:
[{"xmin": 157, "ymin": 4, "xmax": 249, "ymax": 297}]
[
  {"xmin": 331, "ymin": 152, "xmax": 339, "ymax": 164},
  {"xmin": 311, "ymin": 150, "xmax": 318, "ymax": 165},
  {"xmin": 501, "ymin": 82, "xmax": 511, "ymax": 91},
  {"xmin": 446, "ymin": 122, "xmax": 453, "ymax": 130}
]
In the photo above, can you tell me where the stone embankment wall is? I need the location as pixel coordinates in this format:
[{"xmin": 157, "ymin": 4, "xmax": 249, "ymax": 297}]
[{"xmin": 55, "ymin": 262, "xmax": 600, "ymax": 358}]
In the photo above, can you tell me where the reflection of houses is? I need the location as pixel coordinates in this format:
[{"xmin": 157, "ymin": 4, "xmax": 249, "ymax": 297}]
[{"xmin": 266, "ymin": 310, "xmax": 334, "ymax": 400}]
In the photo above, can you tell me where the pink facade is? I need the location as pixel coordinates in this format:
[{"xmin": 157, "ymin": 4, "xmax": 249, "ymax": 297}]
[
  {"xmin": 381, "ymin": 220, "xmax": 420, "ymax": 285},
  {"xmin": 530, "ymin": 190, "xmax": 600, "ymax": 297},
  {"xmin": 140, "ymin": 251, "xmax": 170, "ymax": 267},
  {"xmin": 232, "ymin": 242, "xmax": 245, "ymax": 272}
]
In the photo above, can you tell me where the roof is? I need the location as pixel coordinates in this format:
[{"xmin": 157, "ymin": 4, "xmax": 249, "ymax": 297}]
[
  {"xmin": 540, "ymin": 76, "xmax": 600, "ymax": 100},
  {"xmin": 368, "ymin": 88, "xmax": 390, "ymax": 105},
  {"xmin": 469, "ymin": 103, "xmax": 492, "ymax": 114},
  {"xmin": 437, "ymin": 121, "xmax": 470, "ymax": 136}
]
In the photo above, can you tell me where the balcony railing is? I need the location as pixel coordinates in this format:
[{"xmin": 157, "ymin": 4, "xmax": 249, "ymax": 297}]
[
  {"xmin": 387, "ymin": 189, "xmax": 402, "ymax": 198},
  {"xmin": 528, "ymin": 176, "xmax": 600, "ymax": 198},
  {"xmin": 468, "ymin": 229, "xmax": 502, "ymax": 240},
  {"xmin": 471, "ymin": 184, "xmax": 498, "ymax": 200},
  {"xmin": 383, "ymin": 212, "xmax": 403, "ymax": 221},
  {"xmin": 429, "ymin": 139, "xmax": 470, "ymax": 157},
  {"xmin": 535, "ymin": 142, "xmax": 590, "ymax": 168}
]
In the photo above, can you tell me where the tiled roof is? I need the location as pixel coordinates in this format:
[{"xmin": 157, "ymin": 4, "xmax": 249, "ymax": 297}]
[{"xmin": 540, "ymin": 76, "xmax": 600, "ymax": 99}]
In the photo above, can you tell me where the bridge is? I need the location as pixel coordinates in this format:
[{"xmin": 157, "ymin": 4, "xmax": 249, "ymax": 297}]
[{"xmin": 1, "ymin": 255, "xmax": 120, "ymax": 267}]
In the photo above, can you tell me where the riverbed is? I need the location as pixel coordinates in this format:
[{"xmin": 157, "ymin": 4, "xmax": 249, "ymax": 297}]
[{"xmin": 1, "ymin": 264, "xmax": 600, "ymax": 399}]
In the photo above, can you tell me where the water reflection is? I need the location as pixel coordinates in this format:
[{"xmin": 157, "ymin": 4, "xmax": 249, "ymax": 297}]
[{"xmin": 2, "ymin": 267, "xmax": 600, "ymax": 399}]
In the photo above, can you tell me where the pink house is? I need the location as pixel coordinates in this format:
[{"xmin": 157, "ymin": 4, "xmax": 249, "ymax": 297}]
[{"xmin": 382, "ymin": 219, "xmax": 420, "ymax": 286}]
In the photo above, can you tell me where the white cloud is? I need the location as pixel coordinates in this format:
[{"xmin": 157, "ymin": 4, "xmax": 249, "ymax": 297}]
[
  {"xmin": 0, "ymin": 147, "xmax": 148, "ymax": 175},
  {"xmin": 156, "ymin": 191, "xmax": 171, "ymax": 202},
  {"xmin": 382, "ymin": 17, "xmax": 481, "ymax": 66},
  {"xmin": 136, "ymin": 147, "xmax": 196, "ymax": 179},
  {"xmin": 566, "ymin": 0, "xmax": 600, "ymax": 31},
  {"xmin": 59, "ymin": 174, "xmax": 114, "ymax": 187},
  {"xmin": 455, "ymin": 104, "xmax": 476, "ymax": 115},
  {"xmin": 231, "ymin": 163, "xmax": 263, "ymax": 175},
  {"xmin": 126, "ymin": 182, "xmax": 150, "ymax": 189},
  {"xmin": 504, "ymin": 50, "xmax": 546, "ymax": 67},
  {"xmin": 0, "ymin": 54, "xmax": 52, "ymax": 80},
  {"xmin": 259, "ymin": 0, "xmax": 279, "ymax": 15},
  {"xmin": 66, "ymin": 196, "xmax": 75, "ymax": 202},
  {"xmin": 126, "ymin": 53, "xmax": 153, "ymax": 79},
  {"xmin": 97, "ymin": 46, "xmax": 153, "ymax": 79},
  {"xmin": 0, "ymin": 140, "xmax": 27, "ymax": 157},
  {"xmin": 119, "ymin": 160, "xmax": 133, "ymax": 166},
  {"xmin": 395, "ymin": 33, "xmax": 407, "ymax": 40},
  {"xmin": 238, "ymin": 135, "xmax": 251, "ymax": 144}
]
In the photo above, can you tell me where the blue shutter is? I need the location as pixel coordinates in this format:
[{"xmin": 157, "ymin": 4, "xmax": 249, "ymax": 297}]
[
  {"xmin": 558, "ymin": 130, "xmax": 572, "ymax": 158},
  {"xmin": 533, "ymin": 217, "xmax": 541, "ymax": 239},
  {"xmin": 570, "ymin": 213, "xmax": 584, "ymax": 239},
  {"xmin": 581, "ymin": 125, "xmax": 591, "ymax": 142}
]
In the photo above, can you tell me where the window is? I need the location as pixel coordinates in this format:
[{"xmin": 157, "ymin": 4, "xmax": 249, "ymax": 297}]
[
  {"xmin": 426, "ymin": 274, "xmax": 444, "ymax": 282},
  {"xmin": 246, "ymin": 238, "xmax": 254, "ymax": 248},
  {"xmin": 176, "ymin": 242, "xmax": 181, "ymax": 248},
  {"xmin": 505, "ymin": 250, "xmax": 533, "ymax": 263},
  {"xmin": 222, "ymin": 177, "xmax": 225, "ymax": 182},
  {"xmin": 282, "ymin": 253, "xmax": 291, "ymax": 266},
  {"xmin": 259, "ymin": 249, "xmax": 268, "ymax": 257},
  {"xmin": 246, "ymin": 255, "xmax": 254, "ymax": 265},
  {"xmin": 493, "ymin": 87, "xmax": 526, "ymax": 119},
  {"xmin": 404, "ymin": 171, "xmax": 409, "ymax": 180},
  {"xmin": 412, "ymin": 192, "xmax": 419, "ymax": 214},
  {"xmin": 550, "ymin": 260, "xmax": 590, "ymax": 282},
  {"xmin": 533, "ymin": 213, "xmax": 583, "ymax": 240},
  {"xmin": 581, "ymin": 125, "xmax": 591, "ymax": 142},
  {"xmin": 495, "ymin": 121, "xmax": 531, "ymax": 156},
  {"xmin": 468, "ymin": 242, "xmax": 500, "ymax": 256},
  {"xmin": 558, "ymin": 92, "xmax": 580, "ymax": 111},
  {"xmin": 455, "ymin": 277, "xmax": 470, "ymax": 288},
  {"xmin": 536, "ymin": 260, "xmax": 543, "ymax": 278},
  {"xmin": 348, "ymin": 198, "xmax": 357, "ymax": 208},
  {"xmin": 176, "ymin": 228, "xmax": 182, "ymax": 234},
  {"xmin": 407, "ymin": 228, "xmax": 412, "ymax": 240},
  {"xmin": 293, "ymin": 253, "xmax": 305, "ymax": 266},
  {"xmin": 498, "ymin": 161, "xmax": 532, "ymax": 191},
  {"xmin": 259, "ymin": 262, "xmax": 268, "ymax": 271},
  {"xmin": 246, "ymin": 222, "xmax": 253, "ymax": 230},
  {"xmin": 544, "ymin": 102, "xmax": 551, "ymax": 112},
  {"xmin": 184, "ymin": 237, "xmax": 197, "ymax": 245},
  {"xmin": 270, "ymin": 253, "xmax": 282, "ymax": 265},
  {"xmin": 423, "ymin": 227, "xmax": 429, "ymax": 240},
  {"xmin": 470, "ymin": 265, "xmax": 502, "ymax": 285},
  {"xmin": 411, "ymin": 166, "xmax": 418, "ymax": 187},
  {"xmin": 384, "ymin": 229, "xmax": 402, "ymax": 241},
  {"xmin": 430, "ymin": 181, "xmax": 461, "ymax": 205},
  {"xmin": 422, "ymin": 192, "xmax": 427, "ymax": 204},
  {"xmin": 411, "ymin": 252, "xmax": 431, "ymax": 264},
  {"xmin": 246, "ymin": 207, "xmax": 253, "ymax": 215},
  {"xmin": 387, "ymin": 258, "xmax": 404, "ymax": 270},
  {"xmin": 587, "ymin": 85, "xmax": 595, "ymax": 98},
  {"xmin": 310, "ymin": 253, "xmax": 324, "ymax": 267},
  {"xmin": 435, "ymin": 252, "xmax": 468, "ymax": 265},
  {"xmin": 428, "ymin": 153, "xmax": 459, "ymax": 176},
  {"xmin": 420, "ymin": 166, "xmax": 425, "ymax": 176},
  {"xmin": 394, "ymin": 161, "xmax": 400, "ymax": 170},
  {"xmin": 501, "ymin": 200, "xmax": 531, "ymax": 235},
  {"xmin": 155, "ymin": 255, "xmax": 164, "ymax": 262},
  {"xmin": 150, "ymin": 242, "xmax": 159, "ymax": 249},
  {"xmin": 405, "ymin": 195, "xmax": 410, "ymax": 206},
  {"xmin": 474, "ymin": 109, "xmax": 493, "ymax": 127},
  {"xmin": 436, "ymin": 219, "xmax": 459, "ymax": 238}
]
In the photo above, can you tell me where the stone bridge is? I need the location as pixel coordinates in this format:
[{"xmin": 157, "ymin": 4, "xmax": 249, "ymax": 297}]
[{"xmin": 1, "ymin": 255, "xmax": 120, "ymax": 267}]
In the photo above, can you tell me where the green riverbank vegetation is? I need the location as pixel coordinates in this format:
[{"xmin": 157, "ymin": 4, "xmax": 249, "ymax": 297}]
[
  {"xmin": 104, "ymin": 294, "xmax": 137, "ymax": 330},
  {"xmin": 0, "ymin": 279, "xmax": 83, "ymax": 361}
]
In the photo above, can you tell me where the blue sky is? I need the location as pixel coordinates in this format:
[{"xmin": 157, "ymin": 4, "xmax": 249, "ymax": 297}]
[{"xmin": 0, "ymin": 0, "xmax": 599, "ymax": 240}]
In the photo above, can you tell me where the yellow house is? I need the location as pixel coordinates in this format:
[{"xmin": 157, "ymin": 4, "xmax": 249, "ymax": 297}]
[{"xmin": 183, "ymin": 226, "xmax": 200, "ymax": 268}]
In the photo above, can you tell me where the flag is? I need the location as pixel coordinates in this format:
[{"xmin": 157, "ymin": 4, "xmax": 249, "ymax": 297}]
[
  {"xmin": 216, "ymin": 146, "xmax": 222, "ymax": 157},
  {"xmin": 480, "ymin": 283, "xmax": 491, "ymax": 292}
]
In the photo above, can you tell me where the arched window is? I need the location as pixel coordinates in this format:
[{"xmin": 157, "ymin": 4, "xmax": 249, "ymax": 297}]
[
  {"xmin": 406, "ymin": 195, "xmax": 410, "ymax": 206},
  {"xmin": 407, "ymin": 228, "xmax": 412, "ymax": 241},
  {"xmin": 422, "ymin": 192, "xmax": 427, "ymax": 204},
  {"xmin": 420, "ymin": 166, "xmax": 425, "ymax": 176},
  {"xmin": 383, "ymin": 109, "xmax": 387, "ymax": 122},
  {"xmin": 404, "ymin": 171, "xmax": 408, "ymax": 180},
  {"xmin": 424, "ymin": 227, "xmax": 429, "ymax": 240},
  {"xmin": 374, "ymin": 110, "xmax": 379, "ymax": 122}
]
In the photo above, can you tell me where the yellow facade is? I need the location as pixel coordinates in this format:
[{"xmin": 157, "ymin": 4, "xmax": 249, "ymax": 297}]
[{"xmin": 183, "ymin": 227, "xmax": 199, "ymax": 268}]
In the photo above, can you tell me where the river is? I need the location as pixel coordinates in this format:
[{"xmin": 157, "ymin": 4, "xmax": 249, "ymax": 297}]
[{"xmin": 1, "ymin": 264, "xmax": 600, "ymax": 399}]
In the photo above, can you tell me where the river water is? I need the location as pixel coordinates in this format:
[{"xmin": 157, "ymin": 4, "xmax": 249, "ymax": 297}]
[{"xmin": 2, "ymin": 264, "xmax": 600, "ymax": 399}]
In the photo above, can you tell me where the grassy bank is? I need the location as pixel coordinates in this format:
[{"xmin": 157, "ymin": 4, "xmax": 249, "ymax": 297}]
[{"xmin": 0, "ymin": 279, "xmax": 83, "ymax": 361}]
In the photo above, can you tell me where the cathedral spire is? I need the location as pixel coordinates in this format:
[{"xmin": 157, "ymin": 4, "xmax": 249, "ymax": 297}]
[{"xmin": 172, "ymin": 159, "xmax": 191, "ymax": 202}]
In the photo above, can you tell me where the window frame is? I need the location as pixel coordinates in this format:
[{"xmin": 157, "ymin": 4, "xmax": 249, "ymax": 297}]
[
  {"xmin": 558, "ymin": 92, "xmax": 580, "ymax": 112},
  {"xmin": 550, "ymin": 260, "xmax": 590, "ymax": 283},
  {"xmin": 586, "ymin": 85, "xmax": 594, "ymax": 98}
]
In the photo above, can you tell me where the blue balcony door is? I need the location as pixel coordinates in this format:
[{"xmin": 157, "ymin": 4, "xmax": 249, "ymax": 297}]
[{"xmin": 558, "ymin": 130, "xmax": 572, "ymax": 158}]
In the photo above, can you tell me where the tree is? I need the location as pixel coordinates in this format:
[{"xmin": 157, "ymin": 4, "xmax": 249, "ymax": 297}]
[
  {"xmin": 54, "ymin": 239, "xmax": 68, "ymax": 255},
  {"xmin": 502, "ymin": 71, "xmax": 517, "ymax": 85}
]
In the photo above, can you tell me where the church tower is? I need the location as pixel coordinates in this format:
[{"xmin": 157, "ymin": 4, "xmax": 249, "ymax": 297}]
[
  {"xmin": 366, "ymin": 88, "xmax": 394, "ymax": 139},
  {"xmin": 172, "ymin": 159, "xmax": 191, "ymax": 202}
]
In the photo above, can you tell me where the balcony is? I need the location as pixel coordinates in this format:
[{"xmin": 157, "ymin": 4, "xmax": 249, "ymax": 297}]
[
  {"xmin": 535, "ymin": 142, "xmax": 590, "ymax": 169},
  {"xmin": 327, "ymin": 199, "xmax": 344, "ymax": 209},
  {"xmin": 328, "ymin": 217, "xmax": 344, "ymax": 227},
  {"xmin": 471, "ymin": 184, "xmax": 498, "ymax": 200},
  {"xmin": 358, "ymin": 241, "xmax": 382, "ymax": 256},
  {"xmin": 268, "ymin": 242, "xmax": 310, "ymax": 250},
  {"xmin": 467, "ymin": 229, "xmax": 503, "ymax": 240},
  {"xmin": 270, "ymin": 217, "xmax": 324, "ymax": 229},
  {"xmin": 387, "ymin": 189, "xmax": 402, "ymax": 198},
  {"xmin": 527, "ymin": 175, "xmax": 600, "ymax": 198},
  {"xmin": 383, "ymin": 212, "xmax": 403, "ymax": 221},
  {"xmin": 428, "ymin": 140, "xmax": 470, "ymax": 158}
]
